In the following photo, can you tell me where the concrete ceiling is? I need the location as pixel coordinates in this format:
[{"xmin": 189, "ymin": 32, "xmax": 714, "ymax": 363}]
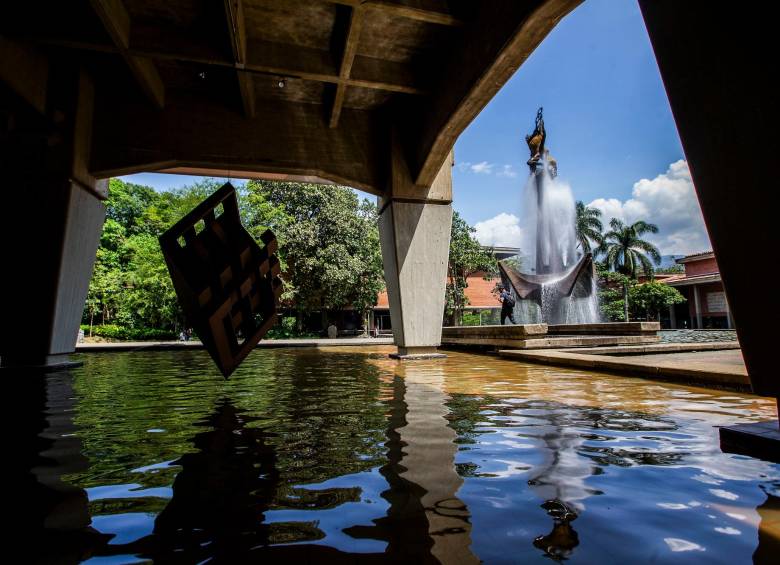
[{"xmin": 1, "ymin": 0, "xmax": 581, "ymax": 194}]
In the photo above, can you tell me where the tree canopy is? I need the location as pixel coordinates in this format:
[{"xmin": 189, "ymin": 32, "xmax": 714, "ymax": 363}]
[
  {"xmin": 629, "ymin": 281, "xmax": 686, "ymax": 321},
  {"xmin": 575, "ymin": 201, "xmax": 604, "ymax": 254},
  {"xmin": 446, "ymin": 212, "xmax": 498, "ymax": 326},
  {"xmin": 597, "ymin": 218, "xmax": 662, "ymax": 279},
  {"xmin": 84, "ymin": 178, "xmax": 385, "ymax": 336},
  {"xmin": 242, "ymin": 180, "xmax": 384, "ymax": 320}
]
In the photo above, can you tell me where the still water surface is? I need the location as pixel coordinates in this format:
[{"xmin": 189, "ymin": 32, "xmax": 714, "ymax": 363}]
[{"xmin": 31, "ymin": 346, "xmax": 779, "ymax": 563}]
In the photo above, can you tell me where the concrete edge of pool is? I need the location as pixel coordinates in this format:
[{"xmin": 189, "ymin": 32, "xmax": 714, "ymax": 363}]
[
  {"xmin": 75, "ymin": 337, "xmax": 395, "ymax": 352},
  {"xmin": 497, "ymin": 343, "xmax": 748, "ymax": 389}
]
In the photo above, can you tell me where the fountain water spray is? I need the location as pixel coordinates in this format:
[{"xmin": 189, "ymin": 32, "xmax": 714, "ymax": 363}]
[{"xmin": 499, "ymin": 108, "xmax": 600, "ymax": 324}]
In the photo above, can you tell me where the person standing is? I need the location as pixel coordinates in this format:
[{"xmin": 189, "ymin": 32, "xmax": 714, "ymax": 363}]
[{"xmin": 499, "ymin": 284, "xmax": 516, "ymax": 325}]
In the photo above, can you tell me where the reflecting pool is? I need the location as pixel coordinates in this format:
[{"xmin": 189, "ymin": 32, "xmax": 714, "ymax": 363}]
[{"xmin": 25, "ymin": 346, "xmax": 779, "ymax": 563}]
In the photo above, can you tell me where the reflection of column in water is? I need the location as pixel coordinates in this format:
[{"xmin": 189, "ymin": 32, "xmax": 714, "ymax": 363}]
[
  {"xmin": 526, "ymin": 405, "xmax": 594, "ymax": 560},
  {"xmin": 399, "ymin": 362, "xmax": 479, "ymax": 565},
  {"xmin": 20, "ymin": 371, "xmax": 110, "ymax": 561}
]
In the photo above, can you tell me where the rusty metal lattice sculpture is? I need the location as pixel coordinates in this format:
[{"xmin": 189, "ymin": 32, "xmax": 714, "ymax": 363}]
[{"xmin": 159, "ymin": 183, "xmax": 281, "ymax": 377}]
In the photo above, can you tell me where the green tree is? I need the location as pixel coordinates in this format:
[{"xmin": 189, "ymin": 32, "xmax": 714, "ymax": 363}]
[
  {"xmin": 575, "ymin": 201, "xmax": 603, "ymax": 254},
  {"xmin": 84, "ymin": 179, "xmax": 224, "ymax": 334},
  {"xmin": 446, "ymin": 212, "xmax": 498, "ymax": 326},
  {"xmin": 105, "ymin": 178, "xmax": 158, "ymax": 235},
  {"xmin": 598, "ymin": 218, "xmax": 662, "ymax": 278},
  {"xmin": 243, "ymin": 181, "xmax": 385, "ymax": 329},
  {"xmin": 596, "ymin": 263, "xmax": 635, "ymax": 322},
  {"xmin": 629, "ymin": 281, "xmax": 686, "ymax": 321},
  {"xmin": 118, "ymin": 233, "xmax": 181, "ymax": 329}
]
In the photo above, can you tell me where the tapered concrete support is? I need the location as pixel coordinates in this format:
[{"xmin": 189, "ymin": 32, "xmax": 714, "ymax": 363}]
[
  {"xmin": 0, "ymin": 67, "xmax": 107, "ymax": 369},
  {"xmin": 639, "ymin": 2, "xmax": 779, "ymax": 425},
  {"xmin": 378, "ymin": 144, "xmax": 453, "ymax": 358}
]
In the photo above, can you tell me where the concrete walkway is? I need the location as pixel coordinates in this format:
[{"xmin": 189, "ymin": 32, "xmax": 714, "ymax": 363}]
[
  {"xmin": 76, "ymin": 337, "xmax": 394, "ymax": 352},
  {"xmin": 499, "ymin": 342, "xmax": 749, "ymax": 389}
]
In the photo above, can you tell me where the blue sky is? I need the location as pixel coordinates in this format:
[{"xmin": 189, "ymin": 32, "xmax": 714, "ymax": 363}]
[
  {"xmin": 123, "ymin": 0, "xmax": 710, "ymax": 255},
  {"xmin": 453, "ymin": 0, "xmax": 683, "ymax": 221}
]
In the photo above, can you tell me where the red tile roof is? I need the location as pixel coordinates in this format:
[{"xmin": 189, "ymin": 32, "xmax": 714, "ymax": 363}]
[{"xmin": 375, "ymin": 275, "xmax": 502, "ymax": 309}]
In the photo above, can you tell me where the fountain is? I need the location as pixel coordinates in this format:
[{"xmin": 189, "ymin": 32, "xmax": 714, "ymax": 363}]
[
  {"xmin": 441, "ymin": 108, "xmax": 660, "ymax": 349},
  {"xmin": 499, "ymin": 108, "xmax": 600, "ymax": 325}
]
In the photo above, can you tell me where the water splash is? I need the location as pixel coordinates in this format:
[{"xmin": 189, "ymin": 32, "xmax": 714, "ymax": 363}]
[{"xmin": 511, "ymin": 158, "xmax": 601, "ymax": 325}]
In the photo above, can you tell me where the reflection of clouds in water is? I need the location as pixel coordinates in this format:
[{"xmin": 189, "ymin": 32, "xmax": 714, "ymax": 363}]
[
  {"xmin": 445, "ymin": 376, "xmax": 780, "ymax": 562},
  {"xmin": 710, "ymin": 489, "xmax": 740, "ymax": 501},
  {"xmin": 665, "ymin": 538, "xmax": 706, "ymax": 552},
  {"xmin": 658, "ymin": 503, "xmax": 689, "ymax": 510}
]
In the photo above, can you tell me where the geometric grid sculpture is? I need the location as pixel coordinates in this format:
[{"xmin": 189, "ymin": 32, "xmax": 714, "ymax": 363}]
[{"xmin": 159, "ymin": 183, "xmax": 281, "ymax": 378}]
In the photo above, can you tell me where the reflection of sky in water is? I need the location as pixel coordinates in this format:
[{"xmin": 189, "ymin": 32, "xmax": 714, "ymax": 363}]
[{"xmin": 34, "ymin": 347, "xmax": 780, "ymax": 563}]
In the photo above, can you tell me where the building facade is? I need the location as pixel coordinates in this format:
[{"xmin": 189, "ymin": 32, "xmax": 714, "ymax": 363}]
[{"xmin": 661, "ymin": 251, "xmax": 733, "ymax": 329}]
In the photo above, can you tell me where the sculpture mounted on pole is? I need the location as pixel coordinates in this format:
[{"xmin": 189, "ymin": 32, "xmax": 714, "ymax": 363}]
[
  {"xmin": 525, "ymin": 106, "xmax": 546, "ymax": 169},
  {"xmin": 159, "ymin": 183, "xmax": 282, "ymax": 377}
]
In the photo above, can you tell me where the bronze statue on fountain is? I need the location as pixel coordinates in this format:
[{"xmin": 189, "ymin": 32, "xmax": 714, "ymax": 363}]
[{"xmin": 498, "ymin": 108, "xmax": 595, "ymax": 323}]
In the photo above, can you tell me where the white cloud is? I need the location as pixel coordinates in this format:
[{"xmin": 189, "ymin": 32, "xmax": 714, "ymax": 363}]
[
  {"xmin": 497, "ymin": 164, "xmax": 518, "ymax": 178},
  {"xmin": 470, "ymin": 161, "xmax": 494, "ymax": 174},
  {"xmin": 588, "ymin": 160, "xmax": 711, "ymax": 255},
  {"xmin": 474, "ymin": 213, "xmax": 523, "ymax": 247},
  {"xmin": 455, "ymin": 161, "xmax": 472, "ymax": 173}
]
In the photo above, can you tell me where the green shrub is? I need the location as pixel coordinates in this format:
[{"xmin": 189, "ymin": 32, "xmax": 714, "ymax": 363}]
[
  {"xmin": 461, "ymin": 312, "xmax": 482, "ymax": 326},
  {"xmin": 81, "ymin": 324, "xmax": 176, "ymax": 341},
  {"xmin": 265, "ymin": 317, "xmax": 319, "ymax": 339}
]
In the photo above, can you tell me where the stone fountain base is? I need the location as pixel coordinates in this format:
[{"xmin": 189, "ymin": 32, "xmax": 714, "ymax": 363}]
[{"xmin": 441, "ymin": 322, "xmax": 660, "ymax": 350}]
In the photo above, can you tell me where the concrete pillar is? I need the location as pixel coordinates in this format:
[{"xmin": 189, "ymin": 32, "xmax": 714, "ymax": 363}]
[
  {"xmin": 0, "ymin": 67, "xmax": 106, "ymax": 370},
  {"xmin": 693, "ymin": 285, "xmax": 703, "ymax": 330},
  {"xmin": 639, "ymin": 1, "xmax": 778, "ymax": 405},
  {"xmin": 668, "ymin": 304, "xmax": 677, "ymax": 329},
  {"xmin": 379, "ymin": 138, "xmax": 453, "ymax": 359}
]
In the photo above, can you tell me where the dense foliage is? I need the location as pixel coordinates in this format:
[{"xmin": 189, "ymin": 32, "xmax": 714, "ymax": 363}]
[
  {"xmin": 629, "ymin": 281, "xmax": 686, "ymax": 321},
  {"xmin": 596, "ymin": 262, "xmax": 635, "ymax": 321},
  {"xmin": 84, "ymin": 178, "xmax": 385, "ymax": 337},
  {"xmin": 445, "ymin": 212, "xmax": 498, "ymax": 326},
  {"xmin": 242, "ymin": 180, "xmax": 385, "ymax": 329},
  {"xmin": 596, "ymin": 263, "xmax": 685, "ymax": 321},
  {"xmin": 84, "ymin": 178, "xmax": 205, "ymax": 333}
]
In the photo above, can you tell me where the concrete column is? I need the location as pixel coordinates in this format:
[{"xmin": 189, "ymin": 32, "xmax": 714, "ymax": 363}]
[
  {"xmin": 693, "ymin": 285, "xmax": 703, "ymax": 330},
  {"xmin": 379, "ymin": 139, "xmax": 453, "ymax": 359},
  {"xmin": 0, "ymin": 67, "xmax": 106, "ymax": 370},
  {"xmin": 668, "ymin": 304, "xmax": 677, "ymax": 329}
]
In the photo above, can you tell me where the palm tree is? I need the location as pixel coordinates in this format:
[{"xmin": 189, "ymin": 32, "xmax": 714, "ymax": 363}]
[
  {"xmin": 598, "ymin": 218, "xmax": 662, "ymax": 278},
  {"xmin": 575, "ymin": 201, "xmax": 603, "ymax": 254}
]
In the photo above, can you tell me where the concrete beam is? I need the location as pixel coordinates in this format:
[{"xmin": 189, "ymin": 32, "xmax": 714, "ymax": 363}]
[
  {"xmin": 325, "ymin": 0, "xmax": 463, "ymax": 27},
  {"xmin": 24, "ymin": 34, "xmax": 426, "ymax": 96},
  {"xmin": 410, "ymin": 0, "xmax": 582, "ymax": 186},
  {"xmin": 90, "ymin": 91, "xmax": 385, "ymax": 194},
  {"xmin": 88, "ymin": 0, "xmax": 165, "ymax": 109},
  {"xmin": 0, "ymin": 36, "xmax": 48, "ymax": 115},
  {"xmin": 223, "ymin": 0, "xmax": 255, "ymax": 118},
  {"xmin": 330, "ymin": 4, "xmax": 365, "ymax": 128}
]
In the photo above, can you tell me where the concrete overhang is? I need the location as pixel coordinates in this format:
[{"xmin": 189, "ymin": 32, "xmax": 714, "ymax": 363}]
[{"xmin": 1, "ymin": 0, "xmax": 582, "ymax": 194}]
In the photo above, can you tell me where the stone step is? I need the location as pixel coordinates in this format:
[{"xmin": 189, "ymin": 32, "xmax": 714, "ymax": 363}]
[{"xmin": 547, "ymin": 322, "xmax": 660, "ymax": 335}]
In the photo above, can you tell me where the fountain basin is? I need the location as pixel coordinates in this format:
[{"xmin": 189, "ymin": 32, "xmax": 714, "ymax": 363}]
[{"xmin": 441, "ymin": 322, "xmax": 660, "ymax": 350}]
